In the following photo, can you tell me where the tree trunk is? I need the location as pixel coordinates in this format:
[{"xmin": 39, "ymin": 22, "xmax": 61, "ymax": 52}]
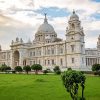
[
  {"xmin": 27, "ymin": 71, "xmax": 28, "ymax": 74},
  {"xmin": 81, "ymin": 85, "xmax": 84, "ymax": 100},
  {"xmin": 35, "ymin": 70, "xmax": 38, "ymax": 74}
]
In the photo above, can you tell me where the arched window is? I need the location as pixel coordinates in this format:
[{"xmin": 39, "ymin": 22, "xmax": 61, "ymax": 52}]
[
  {"xmin": 71, "ymin": 45, "xmax": 75, "ymax": 52},
  {"xmin": 23, "ymin": 60, "xmax": 26, "ymax": 66},
  {"xmin": 47, "ymin": 49, "xmax": 50, "ymax": 55},
  {"xmin": 60, "ymin": 58, "xmax": 63, "ymax": 65},
  {"xmin": 81, "ymin": 45, "xmax": 83, "ymax": 52},
  {"xmin": 72, "ymin": 58, "xmax": 74, "ymax": 63},
  {"xmin": 52, "ymin": 59, "xmax": 55, "ymax": 65},
  {"xmin": 72, "ymin": 24, "xmax": 75, "ymax": 29},
  {"xmin": 51, "ymin": 49, "xmax": 54, "ymax": 54},
  {"xmin": 60, "ymin": 48, "xmax": 63, "ymax": 54}
]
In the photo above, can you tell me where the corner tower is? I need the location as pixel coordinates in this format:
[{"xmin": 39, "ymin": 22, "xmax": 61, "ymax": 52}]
[
  {"xmin": 97, "ymin": 35, "xmax": 100, "ymax": 64},
  {"xmin": 66, "ymin": 11, "xmax": 86, "ymax": 70},
  {"xmin": 97, "ymin": 35, "xmax": 100, "ymax": 51}
]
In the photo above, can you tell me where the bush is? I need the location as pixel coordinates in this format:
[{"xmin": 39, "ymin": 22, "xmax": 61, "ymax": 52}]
[
  {"xmin": 92, "ymin": 64, "xmax": 100, "ymax": 71},
  {"xmin": 12, "ymin": 70, "xmax": 16, "ymax": 74},
  {"xmin": 46, "ymin": 68, "xmax": 52, "ymax": 73},
  {"xmin": 53, "ymin": 66, "xmax": 61, "ymax": 74},
  {"xmin": 43, "ymin": 70, "xmax": 48, "ymax": 74},
  {"xmin": 94, "ymin": 71, "xmax": 100, "ymax": 76},
  {"xmin": 92, "ymin": 64, "xmax": 100, "ymax": 76},
  {"xmin": 23, "ymin": 65, "xmax": 31, "ymax": 74},
  {"xmin": 55, "ymin": 70, "xmax": 61, "ymax": 75},
  {"xmin": 6, "ymin": 66, "xmax": 11, "ymax": 70},
  {"xmin": 53, "ymin": 66, "xmax": 60, "ymax": 72},
  {"xmin": 0, "ymin": 64, "xmax": 11, "ymax": 72},
  {"xmin": 67, "ymin": 67, "xmax": 72, "ymax": 71},
  {"xmin": 62, "ymin": 70, "xmax": 86, "ymax": 100},
  {"xmin": 31, "ymin": 64, "xmax": 42, "ymax": 74}
]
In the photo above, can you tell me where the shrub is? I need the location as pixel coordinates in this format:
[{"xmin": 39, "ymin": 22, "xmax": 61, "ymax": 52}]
[
  {"xmin": 53, "ymin": 66, "xmax": 61, "ymax": 74},
  {"xmin": 6, "ymin": 66, "xmax": 11, "ymax": 70},
  {"xmin": 53, "ymin": 66, "xmax": 60, "ymax": 72},
  {"xmin": 31, "ymin": 64, "xmax": 42, "ymax": 74},
  {"xmin": 62, "ymin": 70, "xmax": 86, "ymax": 100},
  {"xmin": 55, "ymin": 70, "xmax": 61, "ymax": 75},
  {"xmin": 67, "ymin": 67, "xmax": 72, "ymax": 71},
  {"xmin": 23, "ymin": 65, "xmax": 31, "ymax": 74},
  {"xmin": 46, "ymin": 68, "xmax": 52, "ymax": 73},
  {"xmin": 12, "ymin": 70, "xmax": 16, "ymax": 74},
  {"xmin": 43, "ymin": 70, "xmax": 48, "ymax": 75},
  {"xmin": 92, "ymin": 64, "xmax": 100, "ymax": 76},
  {"xmin": 94, "ymin": 71, "xmax": 100, "ymax": 76},
  {"xmin": 92, "ymin": 64, "xmax": 100, "ymax": 71},
  {"xmin": 0, "ymin": 64, "xmax": 11, "ymax": 72}
]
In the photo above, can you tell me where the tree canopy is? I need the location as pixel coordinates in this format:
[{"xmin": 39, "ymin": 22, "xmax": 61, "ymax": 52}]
[
  {"xmin": 14, "ymin": 66, "xmax": 22, "ymax": 73},
  {"xmin": 31, "ymin": 64, "xmax": 42, "ymax": 74},
  {"xmin": 62, "ymin": 70, "xmax": 86, "ymax": 100},
  {"xmin": 53, "ymin": 66, "xmax": 61, "ymax": 74},
  {"xmin": 0, "ymin": 64, "xmax": 11, "ymax": 72}
]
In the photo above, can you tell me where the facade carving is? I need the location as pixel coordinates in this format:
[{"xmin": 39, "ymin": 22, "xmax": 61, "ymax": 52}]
[{"xmin": 0, "ymin": 11, "xmax": 99, "ymax": 71}]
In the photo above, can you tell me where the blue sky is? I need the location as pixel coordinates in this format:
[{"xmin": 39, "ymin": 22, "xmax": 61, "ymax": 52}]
[
  {"xmin": 0, "ymin": 0, "xmax": 100, "ymax": 49},
  {"xmin": 92, "ymin": 0, "xmax": 100, "ymax": 2},
  {"xmin": 34, "ymin": 7, "xmax": 70, "ymax": 17}
]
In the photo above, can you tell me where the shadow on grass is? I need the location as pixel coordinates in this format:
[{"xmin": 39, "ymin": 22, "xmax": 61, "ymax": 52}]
[{"xmin": 35, "ymin": 79, "xmax": 47, "ymax": 82}]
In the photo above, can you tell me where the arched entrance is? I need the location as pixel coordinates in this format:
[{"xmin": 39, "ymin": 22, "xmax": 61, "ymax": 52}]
[{"xmin": 13, "ymin": 50, "xmax": 20, "ymax": 67}]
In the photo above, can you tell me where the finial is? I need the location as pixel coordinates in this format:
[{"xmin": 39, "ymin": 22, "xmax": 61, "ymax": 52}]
[
  {"xmin": 98, "ymin": 35, "xmax": 100, "ymax": 39},
  {"xmin": 44, "ymin": 13, "xmax": 48, "ymax": 23},
  {"xmin": 16, "ymin": 37, "xmax": 19, "ymax": 42},
  {"xmin": 11, "ymin": 40, "xmax": 14, "ymax": 45},
  {"xmin": 20, "ymin": 38, "xmax": 23, "ymax": 43},
  {"xmin": 73, "ymin": 9, "xmax": 75, "ymax": 14},
  {"xmin": 44, "ymin": 13, "xmax": 47, "ymax": 18},
  {"xmin": 0, "ymin": 45, "xmax": 1, "ymax": 51},
  {"xmin": 27, "ymin": 38, "xmax": 31, "ymax": 44}
]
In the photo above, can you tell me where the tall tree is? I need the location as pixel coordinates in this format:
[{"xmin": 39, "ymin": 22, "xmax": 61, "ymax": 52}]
[{"xmin": 62, "ymin": 70, "xmax": 86, "ymax": 100}]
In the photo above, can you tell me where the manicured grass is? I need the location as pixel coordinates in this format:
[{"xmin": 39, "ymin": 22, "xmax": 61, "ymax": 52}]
[{"xmin": 0, "ymin": 74, "xmax": 100, "ymax": 100}]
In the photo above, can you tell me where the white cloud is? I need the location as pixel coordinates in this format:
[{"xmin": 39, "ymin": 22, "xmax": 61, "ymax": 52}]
[
  {"xmin": 34, "ymin": 0, "xmax": 100, "ymax": 15},
  {"xmin": 0, "ymin": 14, "xmax": 34, "ymax": 50},
  {"xmin": 0, "ymin": 0, "xmax": 100, "ymax": 49}
]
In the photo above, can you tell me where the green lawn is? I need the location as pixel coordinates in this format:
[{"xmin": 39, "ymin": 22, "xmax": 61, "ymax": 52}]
[{"xmin": 0, "ymin": 74, "xmax": 100, "ymax": 100}]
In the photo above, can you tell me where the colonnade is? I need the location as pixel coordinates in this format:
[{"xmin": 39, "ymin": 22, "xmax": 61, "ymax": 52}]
[{"xmin": 86, "ymin": 58, "xmax": 98, "ymax": 66}]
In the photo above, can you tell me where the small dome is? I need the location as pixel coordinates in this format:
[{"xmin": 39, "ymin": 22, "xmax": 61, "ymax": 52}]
[
  {"xmin": 37, "ymin": 13, "xmax": 55, "ymax": 33},
  {"xmin": 70, "ymin": 10, "xmax": 79, "ymax": 21}
]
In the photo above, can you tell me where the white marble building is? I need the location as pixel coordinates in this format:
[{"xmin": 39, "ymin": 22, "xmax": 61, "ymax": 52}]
[{"xmin": 0, "ymin": 11, "xmax": 99, "ymax": 71}]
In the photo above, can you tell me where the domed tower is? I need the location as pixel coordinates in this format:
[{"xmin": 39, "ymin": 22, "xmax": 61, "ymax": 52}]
[
  {"xmin": 34, "ymin": 13, "xmax": 57, "ymax": 44},
  {"xmin": 97, "ymin": 35, "xmax": 100, "ymax": 63},
  {"xmin": 66, "ymin": 11, "xmax": 86, "ymax": 70},
  {"xmin": 97, "ymin": 35, "xmax": 100, "ymax": 50}
]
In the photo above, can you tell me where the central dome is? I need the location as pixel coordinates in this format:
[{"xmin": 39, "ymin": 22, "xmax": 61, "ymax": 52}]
[
  {"xmin": 38, "ymin": 23, "xmax": 55, "ymax": 33},
  {"xmin": 37, "ymin": 14, "xmax": 55, "ymax": 33}
]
